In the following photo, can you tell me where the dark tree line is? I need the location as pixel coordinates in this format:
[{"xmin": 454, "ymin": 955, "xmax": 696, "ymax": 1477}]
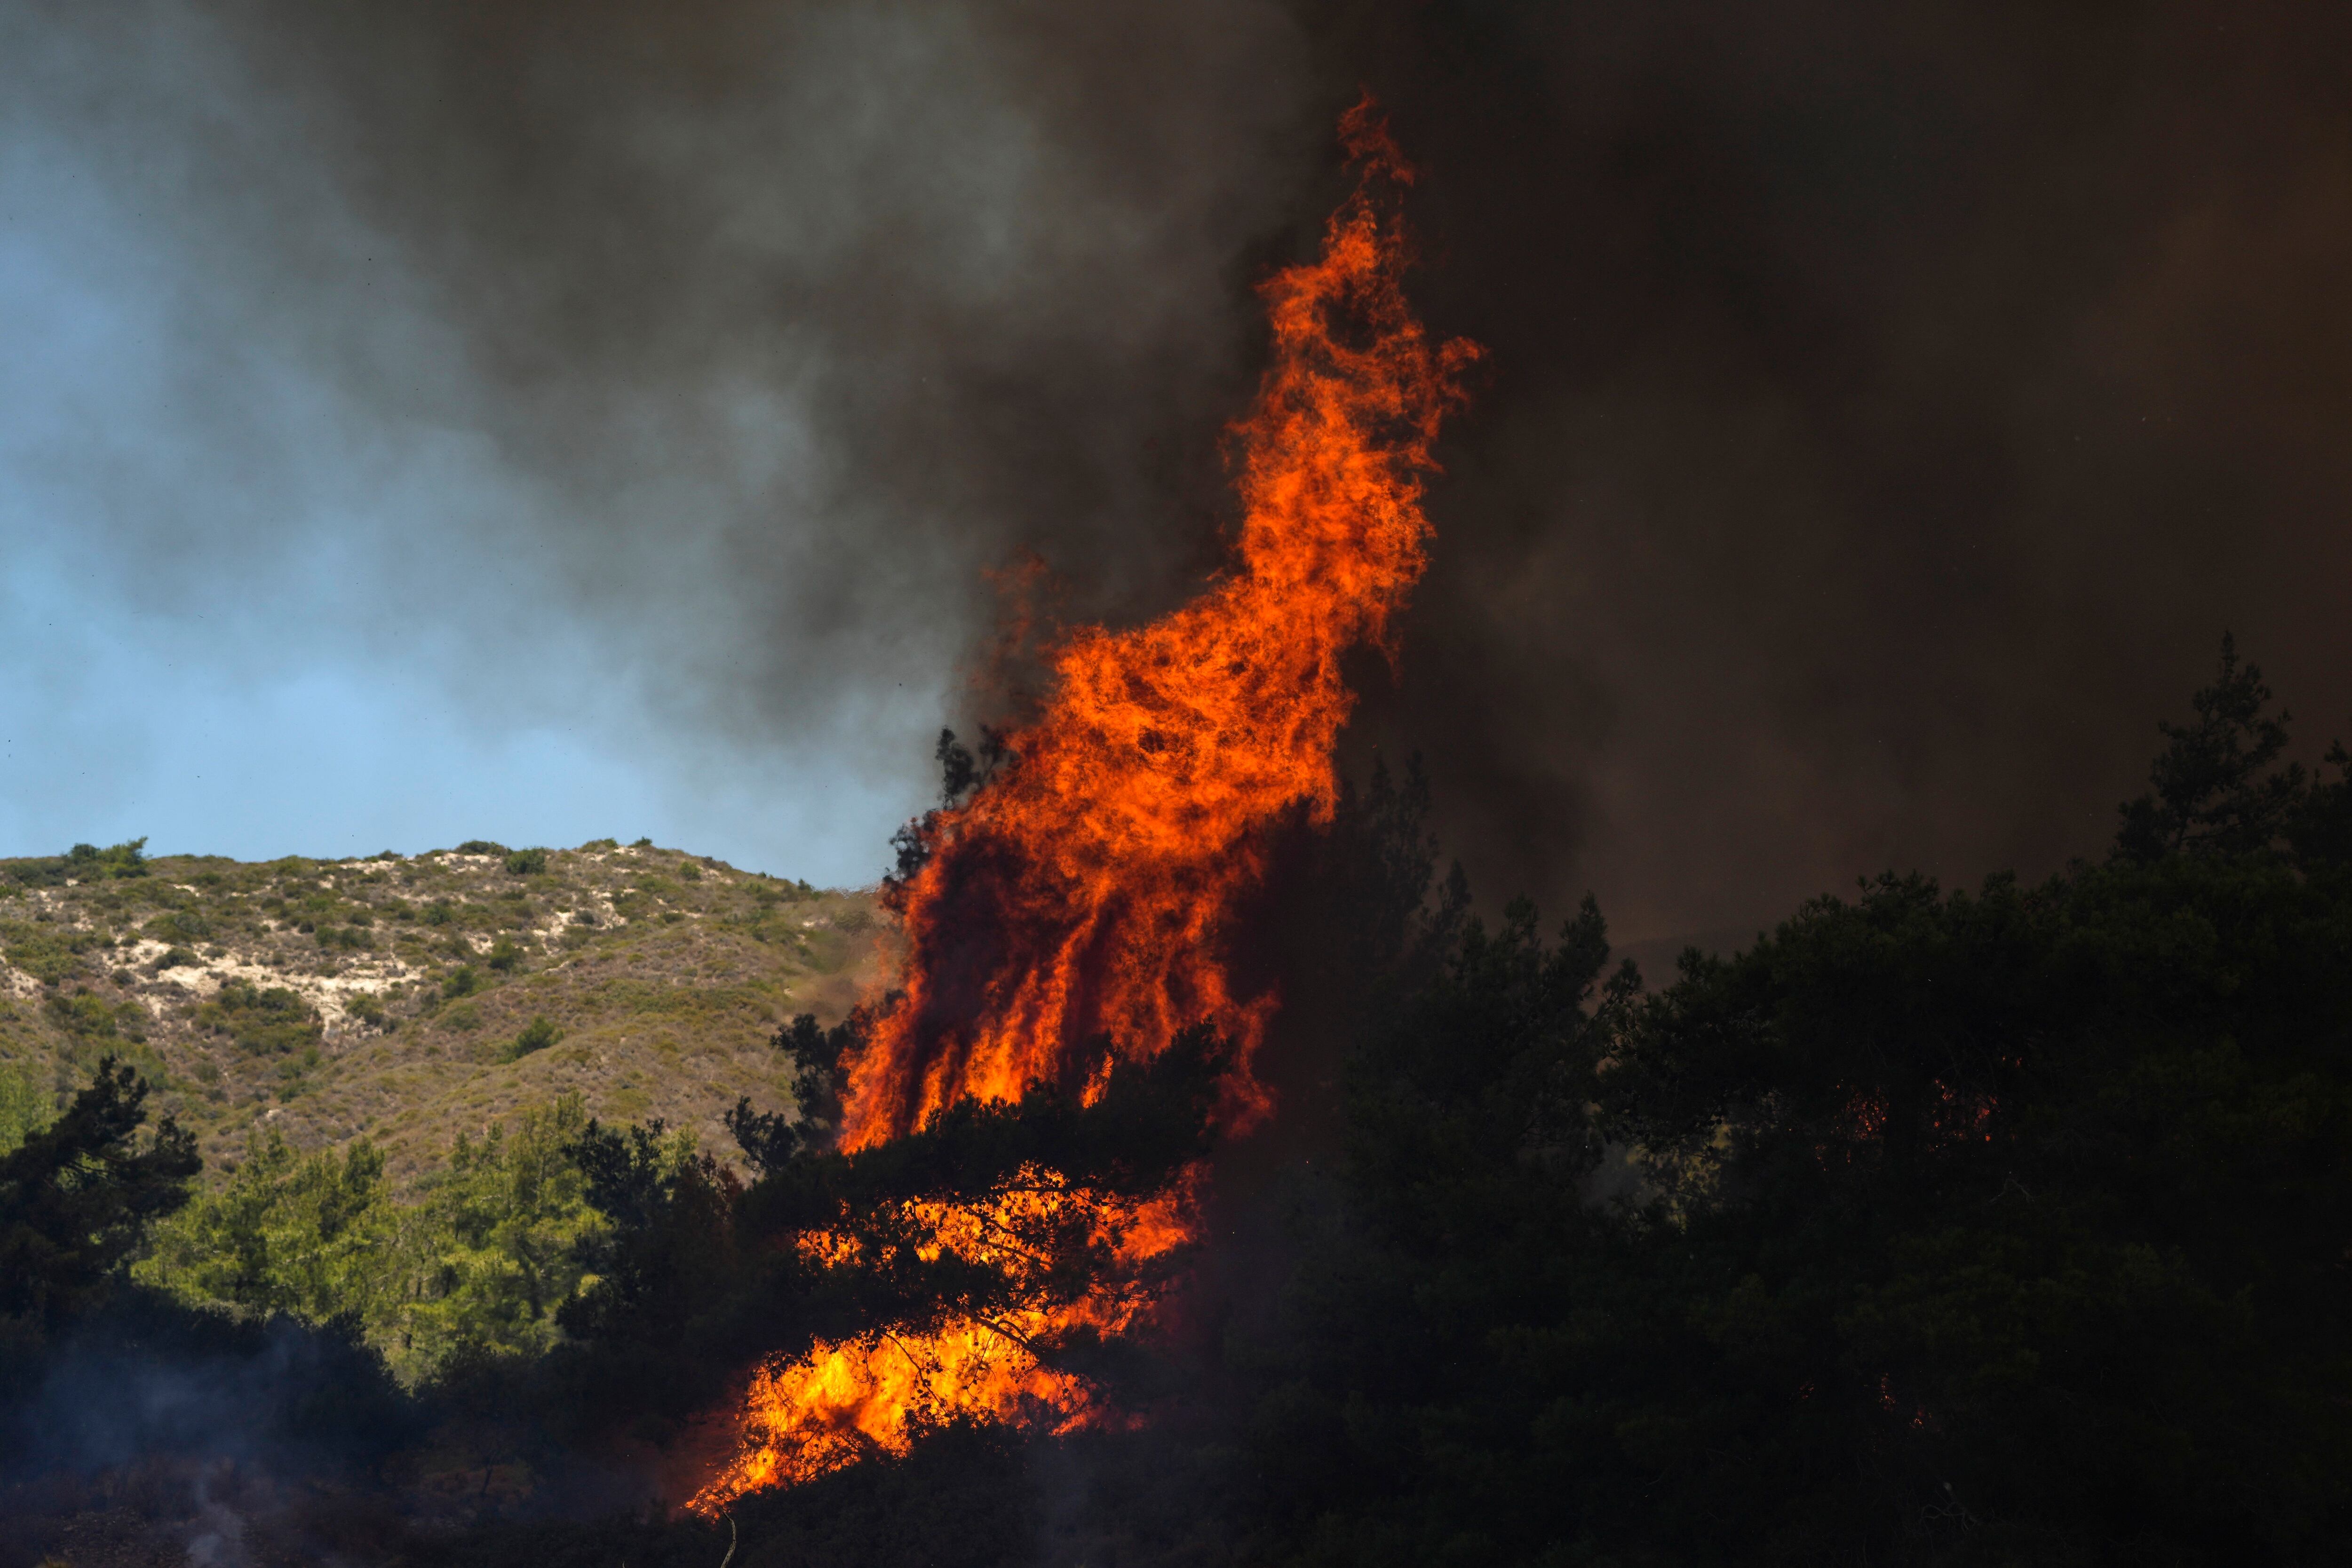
[{"xmin": 1237, "ymin": 638, "xmax": 2352, "ymax": 1566}]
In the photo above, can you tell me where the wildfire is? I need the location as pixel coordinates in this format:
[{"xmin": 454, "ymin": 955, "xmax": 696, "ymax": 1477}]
[
  {"xmin": 688, "ymin": 98, "xmax": 1476, "ymax": 1513},
  {"xmin": 694, "ymin": 1170, "xmax": 1189, "ymax": 1500}
]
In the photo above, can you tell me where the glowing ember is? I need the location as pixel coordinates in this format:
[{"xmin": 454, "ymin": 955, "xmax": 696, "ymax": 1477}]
[
  {"xmin": 693, "ymin": 1170, "xmax": 1187, "ymax": 1504},
  {"xmin": 688, "ymin": 98, "xmax": 1476, "ymax": 1512}
]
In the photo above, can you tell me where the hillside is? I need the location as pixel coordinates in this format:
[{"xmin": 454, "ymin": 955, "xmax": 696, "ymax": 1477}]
[{"xmin": 0, "ymin": 838, "xmax": 890, "ymax": 1183}]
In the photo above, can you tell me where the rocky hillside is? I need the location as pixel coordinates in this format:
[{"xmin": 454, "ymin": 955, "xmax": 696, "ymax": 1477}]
[{"xmin": 0, "ymin": 838, "xmax": 889, "ymax": 1182}]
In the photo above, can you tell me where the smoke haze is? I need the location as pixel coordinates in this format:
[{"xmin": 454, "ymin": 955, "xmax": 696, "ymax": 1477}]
[{"xmin": 7, "ymin": 0, "xmax": 2352, "ymax": 934}]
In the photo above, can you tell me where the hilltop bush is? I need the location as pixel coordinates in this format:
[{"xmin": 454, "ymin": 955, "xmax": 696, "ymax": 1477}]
[
  {"xmin": 504, "ymin": 848, "xmax": 549, "ymax": 876},
  {"xmin": 7, "ymin": 838, "xmax": 148, "ymax": 888},
  {"xmin": 456, "ymin": 840, "xmax": 509, "ymax": 857}
]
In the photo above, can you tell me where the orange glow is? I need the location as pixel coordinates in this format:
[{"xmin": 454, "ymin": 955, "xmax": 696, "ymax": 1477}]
[
  {"xmin": 688, "ymin": 1169, "xmax": 1190, "ymax": 1509},
  {"xmin": 843, "ymin": 98, "xmax": 1478, "ymax": 1149},
  {"xmin": 688, "ymin": 99, "xmax": 1475, "ymax": 1512}
]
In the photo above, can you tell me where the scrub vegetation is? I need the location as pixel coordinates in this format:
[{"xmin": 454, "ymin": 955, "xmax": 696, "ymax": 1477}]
[{"xmin": 0, "ymin": 840, "xmax": 885, "ymax": 1186}]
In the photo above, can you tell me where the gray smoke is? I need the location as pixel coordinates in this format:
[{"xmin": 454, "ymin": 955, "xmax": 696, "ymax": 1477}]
[
  {"xmin": 9, "ymin": 0, "xmax": 2351, "ymax": 932},
  {"xmin": 0, "ymin": 0, "xmax": 1326, "ymax": 879}
]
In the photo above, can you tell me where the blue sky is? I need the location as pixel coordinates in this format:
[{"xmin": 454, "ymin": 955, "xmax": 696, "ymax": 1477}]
[
  {"xmin": 0, "ymin": 2, "xmax": 1301, "ymax": 887},
  {"xmin": 0, "ymin": 99, "xmax": 938, "ymax": 883}
]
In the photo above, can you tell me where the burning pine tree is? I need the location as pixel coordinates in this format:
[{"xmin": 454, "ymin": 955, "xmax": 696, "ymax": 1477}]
[{"xmin": 687, "ymin": 99, "xmax": 1478, "ymax": 1510}]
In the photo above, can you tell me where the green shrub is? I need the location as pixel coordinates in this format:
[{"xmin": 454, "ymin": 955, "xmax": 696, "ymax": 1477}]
[
  {"xmin": 678, "ymin": 861, "xmax": 702, "ymax": 883},
  {"xmin": 196, "ymin": 982, "xmax": 320, "ymax": 1056},
  {"xmin": 8, "ymin": 837, "xmax": 148, "ymax": 887},
  {"xmin": 443, "ymin": 965, "xmax": 480, "ymax": 1000},
  {"xmin": 630, "ymin": 837, "xmax": 653, "ymax": 848},
  {"xmin": 144, "ymin": 909, "xmax": 213, "ymax": 942},
  {"xmin": 503, "ymin": 848, "xmax": 548, "ymax": 876},
  {"xmin": 346, "ymin": 991, "xmax": 386, "ymax": 1028},
  {"xmin": 580, "ymin": 838, "xmax": 619, "ymax": 851},
  {"xmin": 49, "ymin": 990, "xmax": 122, "ymax": 1040},
  {"xmin": 455, "ymin": 839, "xmax": 508, "ymax": 856},
  {"xmin": 3, "ymin": 925, "xmax": 85, "ymax": 985},
  {"xmin": 422, "ymin": 901, "xmax": 455, "ymax": 927},
  {"xmin": 0, "ymin": 1064, "xmax": 52, "ymax": 1155},
  {"xmin": 155, "ymin": 946, "xmax": 200, "ymax": 971},
  {"xmin": 503, "ymin": 1014, "xmax": 563, "ymax": 1062},
  {"xmin": 486, "ymin": 938, "xmax": 523, "ymax": 973}
]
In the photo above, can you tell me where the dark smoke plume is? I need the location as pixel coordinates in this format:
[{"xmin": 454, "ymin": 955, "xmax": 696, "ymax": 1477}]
[
  {"xmin": 1315, "ymin": 0, "xmax": 2352, "ymax": 939},
  {"xmin": 12, "ymin": 0, "xmax": 2352, "ymax": 928}
]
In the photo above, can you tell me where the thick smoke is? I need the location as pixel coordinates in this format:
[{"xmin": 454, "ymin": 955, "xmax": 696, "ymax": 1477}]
[
  {"xmin": 9, "ymin": 0, "xmax": 2352, "ymax": 931},
  {"xmin": 1318, "ymin": 0, "xmax": 2352, "ymax": 941},
  {"xmin": 0, "ymin": 0, "xmax": 1324, "ymax": 877}
]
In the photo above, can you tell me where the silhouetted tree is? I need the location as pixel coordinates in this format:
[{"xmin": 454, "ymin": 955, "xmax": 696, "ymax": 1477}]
[{"xmin": 0, "ymin": 1055, "xmax": 197, "ymax": 1333}]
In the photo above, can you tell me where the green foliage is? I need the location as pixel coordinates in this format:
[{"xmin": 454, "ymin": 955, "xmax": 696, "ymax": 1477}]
[
  {"xmin": 155, "ymin": 945, "xmax": 199, "ymax": 971},
  {"xmin": 630, "ymin": 836, "xmax": 653, "ymax": 848},
  {"xmin": 0, "ymin": 1066, "xmax": 51, "ymax": 1156},
  {"xmin": 8, "ymin": 838, "xmax": 148, "ymax": 888},
  {"xmin": 44, "ymin": 989, "xmax": 142, "ymax": 1041},
  {"xmin": 456, "ymin": 840, "xmax": 509, "ymax": 856},
  {"xmin": 0, "ymin": 1056, "xmax": 197, "ymax": 1333},
  {"xmin": 143, "ymin": 908, "xmax": 212, "ymax": 943},
  {"xmin": 504, "ymin": 1014, "xmax": 563, "ymax": 1062},
  {"xmin": 444, "ymin": 964, "xmax": 481, "ymax": 999},
  {"xmin": 141, "ymin": 1130, "xmax": 395, "ymax": 1324},
  {"xmin": 487, "ymin": 936, "xmax": 523, "ymax": 972},
  {"xmin": 197, "ymin": 982, "xmax": 322, "ymax": 1056},
  {"xmin": 503, "ymin": 847, "xmax": 549, "ymax": 876},
  {"xmin": 580, "ymin": 837, "xmax": 620, "ymax": 851},
  {"xmin": 422, "ymin": 899, "xmax": 455, "ymax": 927},
  {"xmin": 1, "ymin": 923, "xmax": 87, "ymax": 986},
  {"xmin": 140, "ymin": 1096, "xmax": 605, "ymax": 1383},
  {"xmin": 347, "ymin": 990, "xmax": 387, "ymax": 1028}
]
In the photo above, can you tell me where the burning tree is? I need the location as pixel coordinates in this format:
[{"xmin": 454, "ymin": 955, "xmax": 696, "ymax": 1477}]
[{"xmin": 663, "ymin": 99, "xmax": 1480, "ymax": 1509}]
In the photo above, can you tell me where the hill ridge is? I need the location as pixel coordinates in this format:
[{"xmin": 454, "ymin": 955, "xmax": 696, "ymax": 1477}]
[{"xmin": 0, "ymin": 839, "xmax": 889, "ymax": 1182}]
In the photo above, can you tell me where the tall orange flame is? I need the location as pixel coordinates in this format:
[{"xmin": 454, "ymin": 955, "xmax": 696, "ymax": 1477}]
[
  {"xmin": 688, "ymin": 99, "xmax": 1476, "ymax": 1512},
  {"xmin": 843, "ymin": 99, "xmax": 1479, "ymax": 1150}
]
